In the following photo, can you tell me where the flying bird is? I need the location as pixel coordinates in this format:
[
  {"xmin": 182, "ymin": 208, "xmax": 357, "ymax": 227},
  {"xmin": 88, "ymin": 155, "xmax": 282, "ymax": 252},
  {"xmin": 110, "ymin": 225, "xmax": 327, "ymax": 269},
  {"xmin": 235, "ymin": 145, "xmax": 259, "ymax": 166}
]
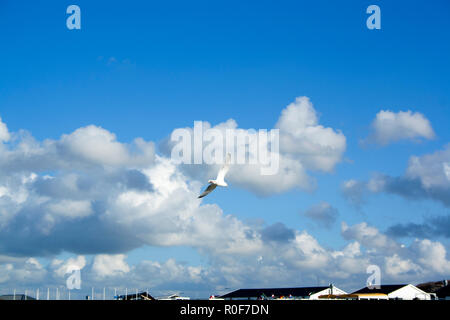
[{"xmin": 198, "ymin": 153, "xmax": 231, "ymax": 198}]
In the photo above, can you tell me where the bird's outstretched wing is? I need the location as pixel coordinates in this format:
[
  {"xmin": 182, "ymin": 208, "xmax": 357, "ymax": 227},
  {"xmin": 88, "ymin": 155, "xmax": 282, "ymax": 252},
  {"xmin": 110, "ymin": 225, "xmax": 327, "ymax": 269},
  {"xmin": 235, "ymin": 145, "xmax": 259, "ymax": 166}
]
[
  {"xmin": 216, "ymin": 153, "xmax": 231, "ymax": 183},
  {"xmin": 198, "ymin": 183, "xmax": 217, "ymax": 198}
]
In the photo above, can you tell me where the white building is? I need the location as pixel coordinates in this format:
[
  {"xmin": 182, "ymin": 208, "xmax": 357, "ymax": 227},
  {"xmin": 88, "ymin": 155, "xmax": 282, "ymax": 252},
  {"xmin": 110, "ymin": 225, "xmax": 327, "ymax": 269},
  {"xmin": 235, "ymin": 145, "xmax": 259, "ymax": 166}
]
[
  {"xmin": 352, "ymin": 284, "xmax": 432, "ymax": 300},
  {"xmin": 309, "ymin": 285, "xmax": 347, "ymax": 300}
]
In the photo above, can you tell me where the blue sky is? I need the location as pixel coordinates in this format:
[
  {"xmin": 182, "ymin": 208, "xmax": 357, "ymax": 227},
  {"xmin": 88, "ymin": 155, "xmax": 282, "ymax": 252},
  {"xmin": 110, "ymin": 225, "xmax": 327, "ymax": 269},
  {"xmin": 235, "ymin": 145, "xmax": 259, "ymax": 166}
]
[{"xmin": 0, "ymin": 0, "xmax": 449, "ymax": 298}]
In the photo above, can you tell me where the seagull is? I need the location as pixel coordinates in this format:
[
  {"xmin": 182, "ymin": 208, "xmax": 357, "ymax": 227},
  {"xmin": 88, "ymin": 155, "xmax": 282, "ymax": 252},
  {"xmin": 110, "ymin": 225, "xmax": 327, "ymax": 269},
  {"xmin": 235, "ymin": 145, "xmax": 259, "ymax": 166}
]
[{"xmin": 198, "ymin": 153, "xmax": 231, "ymax": 198}]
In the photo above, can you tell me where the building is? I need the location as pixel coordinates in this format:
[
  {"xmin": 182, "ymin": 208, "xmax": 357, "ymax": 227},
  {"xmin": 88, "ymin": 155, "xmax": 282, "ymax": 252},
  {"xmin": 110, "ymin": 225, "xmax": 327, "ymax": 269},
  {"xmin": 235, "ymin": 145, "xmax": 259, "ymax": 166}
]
[
  {"xmin": 115, "ymin": 291, "xmax": 155, "ymax": 300},
  {"xmin": 0, "ymin": 294, "xmax": 36, "ymax": 300},
  {"xmin": 318, "ymin": 293, "xmax": 388, "ymax": 300},
  {"xmin": 435, "ymin": 285, "xmax": 450, "ymax": 300},
  {"xmin": 158, "ymin": 294, "xmax": 190, "ymax": 300},
  {"xmin": 417, "ymin": 279, "xmax": 448, "ymax": 300},
  {"xmin": 351, "ymin": 284, "xmax": 431, "ymax": 300},
  {"xmin": 220, "ymin": 285, "xmax": 346, "ymax": 300}
]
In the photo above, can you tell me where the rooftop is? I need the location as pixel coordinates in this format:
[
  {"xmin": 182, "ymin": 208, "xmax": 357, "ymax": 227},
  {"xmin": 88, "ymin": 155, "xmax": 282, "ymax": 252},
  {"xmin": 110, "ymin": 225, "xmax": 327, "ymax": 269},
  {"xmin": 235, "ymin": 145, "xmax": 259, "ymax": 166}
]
[
  {"xmin": 220, "ymin": 286, "xmax": 332, "ymax": 299},
  {"xmin": 0, "ymin": 294, "xmax": 36, "ymax": 301},
  {"xmin": 352, "ymin": 284, "xmax": 407, "ymax": 295}
]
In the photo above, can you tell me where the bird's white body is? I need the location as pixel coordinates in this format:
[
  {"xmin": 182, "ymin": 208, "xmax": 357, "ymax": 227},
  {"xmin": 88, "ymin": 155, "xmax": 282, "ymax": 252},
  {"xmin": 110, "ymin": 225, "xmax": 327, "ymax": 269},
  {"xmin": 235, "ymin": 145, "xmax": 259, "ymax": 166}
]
[
  {"xmin": 208, "ymin": 179, "xmax": 228, "ymax": 187},
  {"xmin": 198, "ymin": 154, "xmax": 231, "ymax": 198}
]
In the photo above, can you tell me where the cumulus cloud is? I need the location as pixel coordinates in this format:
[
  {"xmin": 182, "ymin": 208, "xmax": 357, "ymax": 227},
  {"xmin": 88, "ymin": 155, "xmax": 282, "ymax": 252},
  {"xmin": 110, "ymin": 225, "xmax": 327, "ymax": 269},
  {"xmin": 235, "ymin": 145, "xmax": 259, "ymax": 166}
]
[
  {"xmin": 0, "ymin": 118, "xmax": 267, "ymax": 259},
  {"xmin": 342, "ymin": 144, "xmax": 450, "ymax": 208},
  {"xmin": 51, "ymin": 256, "xmax": 86, "ymax": 278},
  {"xmin": 162, "ymin": 96, "xmax": 346, "ymax": 196},
  {"xmin": 0, "ymin": 117, "xmax": 10, "ymax": 143},
  {"xmin": 340, "ymin": 222, "xmax": 450, "ymax": 279},
  {"xmin": 384, "ymin": 254, "xmax": 422, "ymax": 278},
  {"xmin": 340, "ymin": 223, "xmax": 450, "ymax": 281},
  {"xmin": 0, "ymin": 125, "xmax": 155, "ymax": 174},
  {"xmin": 410, "ymin": 239, "xmax": 450, "ymax": 274},
  {"xmin": 0, "ymin": 155, "xmax": 258, "ymax": 257},
  {"xmin": 366, "ymin": 110, "xmax": 435, "ymax": 145},
  {"xmin": 275, "ymin": 97, "xmax": 346, "ymax": 172},
  {"xmin": 0, "ymin": 123, "xmax": 158, "ymax": 256},
  {"xmin": 405, "ymin": 144, "xmax": 450, "ymax": 189},
  {"xmin": 2, "ymin": 221, "xmax": 449, "ymax": 297},
  {"xmin": 92, "ymin": 254, "xmax": 130, "ymax": 278},
  {"xmin": 0, "ymin": 258, "xmax": 46, "ymax": 287},
  {"xmin": 341, "ymin": 222, "xmax": 400, "ymax": 254},
  {"xmin": 132, "ymin": 259, "xmax": 205, "ymax": 288},
  {"xmin": 301, "ymin": 202, "xmax": 339, "ymax": 228},
  {"xmin": 0, "ymin": 113, "xmax": 448, "ymax": 296}
]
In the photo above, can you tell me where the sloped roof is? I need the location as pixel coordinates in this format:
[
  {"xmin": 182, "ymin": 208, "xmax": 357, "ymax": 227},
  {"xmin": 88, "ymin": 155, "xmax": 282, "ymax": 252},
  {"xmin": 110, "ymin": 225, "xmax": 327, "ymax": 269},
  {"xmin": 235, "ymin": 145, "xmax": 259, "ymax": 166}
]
[
  {"xmin": 352, "ymin": 284, "xmax": 407, "ymax": 294},
  {"xmin": 417, "ymin": 280, "xmax": 448, "ymax": 293},
  {"xmin": 116, "ymin": 291, "xmax": 155, "ymax": 300},
  {"xmin": 436, "ymin": 285, "xmax": 450, "ymax": 298},
  {"xmin": 0, "ymin": 294, "xmax": 36, "ymax": 300},
  {"xmin": 220, "ymin": 286, "xmax": 330, "ymax": 299}
]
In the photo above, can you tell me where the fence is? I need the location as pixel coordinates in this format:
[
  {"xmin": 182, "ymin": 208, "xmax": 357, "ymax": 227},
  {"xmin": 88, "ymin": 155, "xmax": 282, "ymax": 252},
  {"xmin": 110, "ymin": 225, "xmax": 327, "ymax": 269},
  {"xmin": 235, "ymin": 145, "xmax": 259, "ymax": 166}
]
[{"xmin": 0, "ymin": 287, "xmax": 152, "ymax": 300}]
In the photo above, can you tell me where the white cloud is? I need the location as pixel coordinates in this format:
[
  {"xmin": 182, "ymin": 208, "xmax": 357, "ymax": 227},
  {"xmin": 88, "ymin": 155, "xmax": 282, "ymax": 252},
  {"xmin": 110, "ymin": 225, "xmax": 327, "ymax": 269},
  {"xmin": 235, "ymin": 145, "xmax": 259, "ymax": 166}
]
[
  {"xmin": 0, "ymin": 113, "xmax": 449, "ymax": 295},
  {"xmin": 59, "ymin": 126, "xmax": 131, "ymax": 166},
  {"xmin": 288, "ymin": 231, "xmax": 329, "ymax": 269},
  {"xmin": 340, "ymin": 223, "xmax": 450, "ymax": 281},
  {"xmin": 276, "ymin": 96, "xmax": 346, "ymax": 172},
  {"xmin": 0, "ymin": 125, "xmax": 155, "ymax": 173},
  {"xmin": 0, "ymin": 257, "xmax": 47, "ymax": 286},
  {"xmin": 410, "ymin": 239, "xmax": 450, "ymax": 274},
  {"xmin": 385, "ymin": 254, "xmax": 422, "ymax": 277},
  {"xmin": 51, "ymin": 256, "xmax": 86, "ymax": 278},
  {"xmin": 341, "ymin": 222, "xmax": 400, "ymax": 253},
  {"xmin": 59, "ymin": 126, "xmax": 156, "ymax": 168},
  {"xmin": 329, "ymin": 242, "xmax": 368, "ymax": 279},
  {"xmin": 164, "ymin": 96, "xmax": 345, "ymax": 195},
  {"xmin": 227, "ymin": 154, "xmax": 314, "ymax": 195},
  {"xmin": 26, "ymin": 258, "xmax": 43, "ymax": 269},
  {"xmin": 405, "ymin": 144, "xmax": 450, "ymax": 189},
  {"xmin": 92, "ymin": 254, "xmax": 130, "ymax": 277},
  {"xmin": 343, "ymin": 144, "xmax": 450, "ymax": 208},
  {"xmin": 444, "ymin": 162, "xmax": 450, "ymax": 181},
  {"xmin": 0, "ymin": 117, "xmax": 10, "ymax": 142},
  {"xmin": 46, "ymin": 200, "xmax": 93, "ymax": 219},
  {"xmin": 133, "ymin": 259, "xmax": 204, "ymax": 286},
  {"xmin": 1, "ymin": 222, "xmax": 450, "ymax": 295},
  {"xmin": 367, "ymin": 110, "xmax": 435, "ymax": 145}
]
